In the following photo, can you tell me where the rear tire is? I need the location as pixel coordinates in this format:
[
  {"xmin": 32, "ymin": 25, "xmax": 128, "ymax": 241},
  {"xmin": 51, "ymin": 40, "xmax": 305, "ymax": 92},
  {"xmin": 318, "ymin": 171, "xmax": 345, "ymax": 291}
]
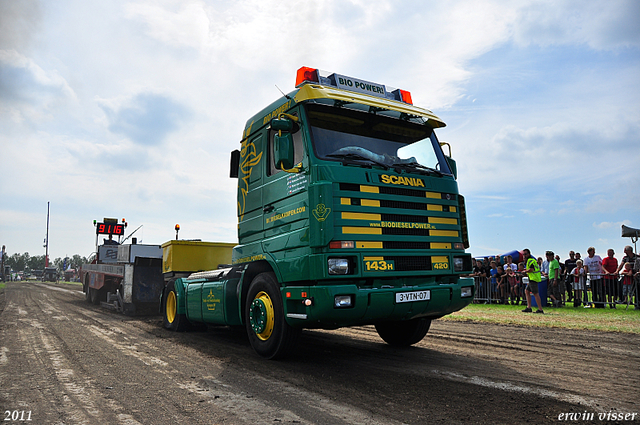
[
  {"xmin": 89, "ymin": 287, "xmax": 100, "ymax": 304},
  {"xmin": 163, "ymin": 280, "xmax": 189, "ymax": 332},
  {"xmin": 245, "ymin": 272, "xmax": 300, "ymax": 359},
  {"xmin": 84, "ymin": 278, "xmax": 91, "ymax": 303},
  {"xmin": 375, "ymin": 318, "xmax": 431, "ymax": 346},
  {"xmin": 91, "ymin": 286, "xmax": 108, "ymax": 305}
]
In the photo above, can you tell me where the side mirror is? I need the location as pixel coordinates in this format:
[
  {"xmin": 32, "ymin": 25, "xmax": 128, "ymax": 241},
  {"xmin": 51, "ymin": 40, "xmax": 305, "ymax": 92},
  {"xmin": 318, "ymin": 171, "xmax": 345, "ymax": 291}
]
[
  {"xmin": 446, "ymin": 156, "xmax": 457, "ymax": 180},
  {"xmin": 271, "ymin": 117, "xmax": 296, "ymax": 171},
  {"xmin": 230, "ymin": 149, "xmax": 240, "ymax": 178},
  {"xmin": 271, "ymin": 117, "xmax": 294, "ymax": 132},
  {"xmin": 274, "ymin": 133, "xmax": 295, "ymax": 170},
  {"xmin": 439, "ymin": 142, "xmax": 456, "ymax": 179}
]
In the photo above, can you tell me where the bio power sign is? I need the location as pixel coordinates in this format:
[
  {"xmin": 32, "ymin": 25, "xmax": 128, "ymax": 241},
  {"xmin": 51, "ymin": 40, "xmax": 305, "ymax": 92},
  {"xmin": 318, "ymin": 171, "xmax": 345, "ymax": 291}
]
[{"xmin": 332, "ymin": 73, "xmax": 387, "ymax": 99}]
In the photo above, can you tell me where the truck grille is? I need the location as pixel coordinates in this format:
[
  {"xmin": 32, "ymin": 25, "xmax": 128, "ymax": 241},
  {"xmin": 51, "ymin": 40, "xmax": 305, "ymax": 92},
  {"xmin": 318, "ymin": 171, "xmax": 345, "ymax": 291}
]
[
  {"xmin": 335, "ymin": 180, "xmax": 464, "ymax": 272},
  {"xmin": 385, "ymin": 256, "xmax": 432, "ymax": 271},
  {"xmin": 340, "ymin": 183, "xmax": 456, "ymax": 201},
  {"xmin": 382, "ymin": 241, "xmax": 431, "ymax": 250}
]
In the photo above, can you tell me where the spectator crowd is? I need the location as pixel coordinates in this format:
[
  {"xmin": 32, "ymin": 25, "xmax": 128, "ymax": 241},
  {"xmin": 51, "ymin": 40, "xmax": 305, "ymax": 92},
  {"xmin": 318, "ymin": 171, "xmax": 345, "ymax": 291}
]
[{"xmin": 469, "ymin": 245, "xmax": 640, "ymax": 313}]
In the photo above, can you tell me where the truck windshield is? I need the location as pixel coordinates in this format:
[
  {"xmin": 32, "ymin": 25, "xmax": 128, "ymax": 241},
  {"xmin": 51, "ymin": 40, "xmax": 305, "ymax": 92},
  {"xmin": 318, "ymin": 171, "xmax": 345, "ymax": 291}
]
[{"xmin": 306, "ymin": 103, "xmax": 451, "ymax": 175}]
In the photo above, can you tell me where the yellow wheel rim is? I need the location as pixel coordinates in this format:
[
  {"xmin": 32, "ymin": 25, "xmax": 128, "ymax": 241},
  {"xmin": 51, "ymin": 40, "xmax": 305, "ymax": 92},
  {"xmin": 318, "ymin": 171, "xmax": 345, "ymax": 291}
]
[
  {"xmin": 166, "ymin": 291, "xmax": 177, "ymax": 324},
  {"xmin": 250, "ymin": 291, "xmax": 275, "ymax": 341}
]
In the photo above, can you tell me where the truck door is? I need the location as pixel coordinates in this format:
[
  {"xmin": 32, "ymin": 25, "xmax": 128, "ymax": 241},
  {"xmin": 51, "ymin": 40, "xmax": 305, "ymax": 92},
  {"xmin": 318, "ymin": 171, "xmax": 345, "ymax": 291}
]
[
  {"xmin": 237, "ymin": 132, "xmax": 265, "ymax": 243},
  {"xmin": 261, "ymin": 109, "xmax": 309, "ymax": 278}
]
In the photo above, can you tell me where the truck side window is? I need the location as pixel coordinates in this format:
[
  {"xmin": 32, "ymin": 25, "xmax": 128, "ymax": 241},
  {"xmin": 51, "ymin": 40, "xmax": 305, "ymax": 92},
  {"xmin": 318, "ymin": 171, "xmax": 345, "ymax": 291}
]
[
  {"xmin": 268, "ymin": 126, "xmax": 304, "ymax": 176},
  {"xmin": 244, "ymin": 134, "xmax": 264, "ymax": 185}
]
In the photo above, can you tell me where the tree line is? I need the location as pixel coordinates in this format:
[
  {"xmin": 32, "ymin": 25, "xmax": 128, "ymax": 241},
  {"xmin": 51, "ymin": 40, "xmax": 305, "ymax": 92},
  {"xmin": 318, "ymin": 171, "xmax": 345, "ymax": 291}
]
[{"xmin": 3, "ymin": 252, "xmax": 89, "ymax": 274}]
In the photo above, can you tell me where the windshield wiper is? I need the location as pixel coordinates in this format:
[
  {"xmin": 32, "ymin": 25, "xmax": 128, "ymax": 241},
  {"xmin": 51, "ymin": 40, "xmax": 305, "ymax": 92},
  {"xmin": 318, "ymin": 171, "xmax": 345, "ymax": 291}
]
[
  {"xmin": 391, "ymin": 161, "xmax": 443, "ymax": 176},
  {"xmin": 327, "ymin": 153, "xmax": 389, "ymax": 170}
]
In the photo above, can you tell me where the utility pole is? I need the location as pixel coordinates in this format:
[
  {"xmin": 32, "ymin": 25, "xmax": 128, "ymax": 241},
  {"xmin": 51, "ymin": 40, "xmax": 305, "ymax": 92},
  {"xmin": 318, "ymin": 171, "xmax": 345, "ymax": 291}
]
[
  {"xmin": 45, "ymin": 201, "xmax": 50, "ymax": 268},
  {"xmin": 1, "ymin": 245, "xmax": 5, "ymax": 282}
]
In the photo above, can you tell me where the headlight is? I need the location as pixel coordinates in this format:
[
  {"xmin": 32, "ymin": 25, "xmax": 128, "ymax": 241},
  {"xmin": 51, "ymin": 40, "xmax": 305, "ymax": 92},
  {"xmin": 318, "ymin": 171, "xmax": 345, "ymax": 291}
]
[
  {"xmin": 461, "ymin": 286, "xmax": 473, "ymax": 298},
  {"xmin": 453, "ymin": 255, "xmax": 472, "ymax": 272},
  {"xmin": 453, "ymin": 257, "xmax": 465, "ymax": 272},
  {"xmin": 334, "ymin": 295, "xmax": 353, "ymax": 308},
  {"xmin": 328, "ymin": 258, "xmax": 350, "ymax": 275}
]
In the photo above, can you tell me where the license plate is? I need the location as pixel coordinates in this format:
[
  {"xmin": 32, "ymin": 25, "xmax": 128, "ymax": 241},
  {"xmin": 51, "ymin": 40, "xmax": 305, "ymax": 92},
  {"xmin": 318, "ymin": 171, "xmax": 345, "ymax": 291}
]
[{"xmin": 395, "ymin": 290, "xmax": 431, "ymax": 303}]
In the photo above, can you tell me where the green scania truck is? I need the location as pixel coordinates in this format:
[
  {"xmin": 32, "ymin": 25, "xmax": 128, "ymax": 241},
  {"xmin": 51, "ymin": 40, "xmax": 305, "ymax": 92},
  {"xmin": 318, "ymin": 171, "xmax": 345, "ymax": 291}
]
[{"xmin": 161, "ymin": 67, "xmax": 474, "ymax": 359}]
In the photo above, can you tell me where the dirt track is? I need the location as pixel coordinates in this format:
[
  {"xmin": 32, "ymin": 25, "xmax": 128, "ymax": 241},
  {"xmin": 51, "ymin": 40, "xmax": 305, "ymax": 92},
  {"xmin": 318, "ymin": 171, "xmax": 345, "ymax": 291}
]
[{"xmin": 1, "ymin": 281, "xmax": 638, "ymax": 424}]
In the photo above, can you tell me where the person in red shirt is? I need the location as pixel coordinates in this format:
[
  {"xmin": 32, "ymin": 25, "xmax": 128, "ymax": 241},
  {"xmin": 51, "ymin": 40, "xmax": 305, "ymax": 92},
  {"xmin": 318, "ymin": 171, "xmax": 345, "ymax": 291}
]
[
  {"xmin": 616, "ymin": 246, "xmax": 639, "ymax": 310},
  {"xmin": 620, "ymin": 263, "xmax": 637, "ymax": 305},
  {"xmin": 602, "ymin": 249, "xmax": 619, "ymax": 309}
]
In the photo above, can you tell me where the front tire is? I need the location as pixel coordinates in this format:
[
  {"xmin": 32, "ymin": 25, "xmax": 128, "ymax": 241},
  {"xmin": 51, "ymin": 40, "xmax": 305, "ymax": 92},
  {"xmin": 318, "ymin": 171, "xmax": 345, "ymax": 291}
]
[
  {"xmin": 245, "ymin": 272, "xmax": 300, "ymax": 359},
  {"xmin": 375, "ymin": 318, "xmax": 431, "ymax": 346},
  {"xmin": 163, "ymin": 280, "xmax": 189, "ymax": 331}
]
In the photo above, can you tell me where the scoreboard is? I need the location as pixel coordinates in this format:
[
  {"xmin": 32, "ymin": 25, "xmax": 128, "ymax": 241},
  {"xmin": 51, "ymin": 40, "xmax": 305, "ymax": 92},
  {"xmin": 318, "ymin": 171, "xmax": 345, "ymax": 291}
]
[{"xmin": 95, "ymin": 222, "xmax": 125, "ymax": 236}]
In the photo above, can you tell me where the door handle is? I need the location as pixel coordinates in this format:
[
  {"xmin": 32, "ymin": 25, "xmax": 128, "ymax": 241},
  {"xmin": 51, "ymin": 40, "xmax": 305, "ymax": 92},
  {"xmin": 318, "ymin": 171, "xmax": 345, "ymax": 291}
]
[{"xmin": 263, "ymin": 205, "xmax": 275, "ymax": 213}]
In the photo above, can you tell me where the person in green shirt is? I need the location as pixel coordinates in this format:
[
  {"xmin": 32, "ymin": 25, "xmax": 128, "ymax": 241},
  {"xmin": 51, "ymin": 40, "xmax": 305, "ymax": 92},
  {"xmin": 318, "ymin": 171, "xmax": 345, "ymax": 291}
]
[
  {"xmin": 547, "ymin": 251, "xmax": 561, "ymax": 307},
  {"xmin": 522, "ymin": 248, "xmax": 544, "ymax": 314}
]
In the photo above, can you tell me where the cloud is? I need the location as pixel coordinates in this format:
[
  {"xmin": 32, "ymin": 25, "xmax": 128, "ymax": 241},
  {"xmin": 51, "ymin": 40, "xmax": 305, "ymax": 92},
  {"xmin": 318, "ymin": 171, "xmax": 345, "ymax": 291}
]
[
  {"xmin": 64, "ymin": 137, "xmax": 160, "ymax": 172},
  {"xmin": 593, "ymin": 220, "xmax": 631, "ymax": 230},
  {"xmin": 519, "ymin": 208, "xmax": 546, "ymax": 216},
  {"xmin": 0, "ymin": 49, "xmax": 76, "ymax": 122},
  {"xmin": 512, "ymin": 0, "xmax": 640, "ymax": 50},
  {"xmin": 476, "ymin": 195, "xmax": 510, "ymax": 201},
  {"xmin": 1, "ymin": 0, "xmax": 639, "ymax": 262},
  {"xmin": 124, "ymin": 1, "xmax": 210, "ymax": 50},
  {"xmin": 0, "ymin": 0, "xmax": 42, "ymax": 51},
  {"xmin": 487, "ymin": 213, "xmax": 514, "ymax": 218},
  {"xmin": 98, "ymin": 92, "xmax": 191, "ymax": 145}
]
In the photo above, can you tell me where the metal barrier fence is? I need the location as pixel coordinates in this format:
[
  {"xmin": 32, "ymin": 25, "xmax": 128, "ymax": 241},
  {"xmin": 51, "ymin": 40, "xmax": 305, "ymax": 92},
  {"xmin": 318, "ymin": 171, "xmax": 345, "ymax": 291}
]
[{"xmin": 471, "ymin": 273, "xmax": 639, "ymax": 309}]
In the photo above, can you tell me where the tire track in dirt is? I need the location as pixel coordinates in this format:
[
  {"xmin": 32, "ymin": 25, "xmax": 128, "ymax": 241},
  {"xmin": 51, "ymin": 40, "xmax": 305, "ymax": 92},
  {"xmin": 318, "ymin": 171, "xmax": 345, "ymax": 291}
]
[
  {"xmin": 3, "ymin": 282, "xmax": 638, "ymax": 424},
  {"xmin": 307, "ymin": 322, "xmax": 639, "ymax": 412},
  {"xmin": 6, "ymin": 284, "xmax": 145, "ymax": 424},
  {"xmin": 1, "ymin": 285, "xmax": 95, "ymax": 423},
  {"xmin": 426, "ymin": 322, "xmax": 640, "ymax": 410},
  {"xmin": 1, "ymin": 284, "xmax": 193, "ymax": 424},
  {"xmin": 4, "ymin": 283, "xmax": 405, "ymax": 424}
]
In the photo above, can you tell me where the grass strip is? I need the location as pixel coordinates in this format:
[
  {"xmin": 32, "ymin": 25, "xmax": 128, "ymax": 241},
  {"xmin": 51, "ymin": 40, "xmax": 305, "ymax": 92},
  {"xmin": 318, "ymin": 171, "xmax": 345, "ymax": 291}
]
[{"xmin": 443, "ymin": 303, "xmax": 640, "ymax": 334}]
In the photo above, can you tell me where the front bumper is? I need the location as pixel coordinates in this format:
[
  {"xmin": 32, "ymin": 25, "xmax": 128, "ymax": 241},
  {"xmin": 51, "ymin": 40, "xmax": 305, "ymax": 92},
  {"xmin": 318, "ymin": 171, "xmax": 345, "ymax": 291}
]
[{"xmin": 282, "ymin": 277, "xmax": 474, "ymax": 328}]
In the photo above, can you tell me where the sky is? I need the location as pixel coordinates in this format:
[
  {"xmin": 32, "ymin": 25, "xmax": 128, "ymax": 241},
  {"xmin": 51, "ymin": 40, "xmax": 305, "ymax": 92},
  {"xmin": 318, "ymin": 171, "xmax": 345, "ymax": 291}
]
[{"xmin": 1, "ymin": 0, "xmax": 639, "ymax": 265}]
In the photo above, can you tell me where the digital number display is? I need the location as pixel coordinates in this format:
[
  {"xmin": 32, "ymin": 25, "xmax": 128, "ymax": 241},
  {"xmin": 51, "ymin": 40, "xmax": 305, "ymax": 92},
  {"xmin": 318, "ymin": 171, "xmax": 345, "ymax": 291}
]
[{"xmin": 96, "ymin": 223, "xmax": 125, "ymax": 235}]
